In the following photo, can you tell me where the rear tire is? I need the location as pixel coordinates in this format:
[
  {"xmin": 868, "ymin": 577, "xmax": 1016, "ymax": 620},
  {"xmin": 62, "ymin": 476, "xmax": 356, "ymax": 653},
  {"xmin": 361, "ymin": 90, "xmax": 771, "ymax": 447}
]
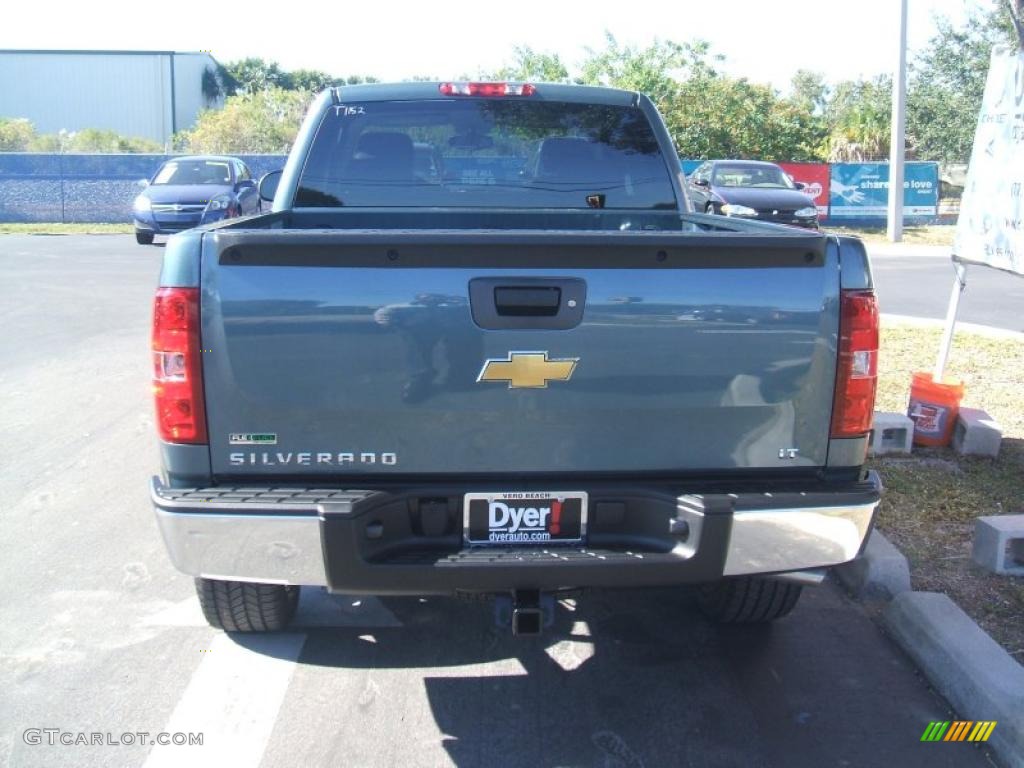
[
  {"xmin": 697, "ymin": 576, "xmax": 802, "ymax": 623},
  {"xmin": 195, "ymin": 578, "xmax": 300, "ymax": 632},
  {"xmin": 135, "ymin": 232, "xmax": 154, "ymax": 245}
]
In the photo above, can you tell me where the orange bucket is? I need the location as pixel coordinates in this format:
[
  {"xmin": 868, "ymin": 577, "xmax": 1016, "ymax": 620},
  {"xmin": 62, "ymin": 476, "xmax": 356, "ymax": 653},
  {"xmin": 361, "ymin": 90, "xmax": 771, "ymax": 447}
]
[{"xmin": 907, "ymin": 372, "xmax": 965, "ymax": 447}]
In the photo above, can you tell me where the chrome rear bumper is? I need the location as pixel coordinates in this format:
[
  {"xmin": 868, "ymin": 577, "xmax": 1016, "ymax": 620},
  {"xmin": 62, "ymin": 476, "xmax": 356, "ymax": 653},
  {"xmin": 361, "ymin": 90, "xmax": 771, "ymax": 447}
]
[
  {"xmin": 155, "ymin": 509, "xmax": 326, "ymax": 586},
  {"xmin": 151, "ymin": 473, "xmax": 880, "ymax": 590},
  {"xmin": 724, "ymin": 502, "xmax": 875, "ymax": 576}
]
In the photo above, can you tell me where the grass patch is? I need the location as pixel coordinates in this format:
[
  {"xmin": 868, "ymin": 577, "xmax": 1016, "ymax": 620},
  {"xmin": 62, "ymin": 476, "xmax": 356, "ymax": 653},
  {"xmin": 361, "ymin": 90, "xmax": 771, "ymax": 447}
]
[
  {"xmin": 0, "ymin": 222, "xmax": 135, "ymax": 234},
  {"xmin": 875, "ymin": 323, "xmax": 1023, "ymax": 436},
  {"xmin": 825, "ymin": 224, "xmax": 955, "ymax": 246},
  {"xmin": 870, "ymin": 323, "xmax": 1024, "ymax": 656}
]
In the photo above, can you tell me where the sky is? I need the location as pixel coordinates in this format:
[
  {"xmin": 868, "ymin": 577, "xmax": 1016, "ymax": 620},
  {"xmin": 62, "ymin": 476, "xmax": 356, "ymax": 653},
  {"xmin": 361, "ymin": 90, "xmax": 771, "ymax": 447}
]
[{"xmin": 1, "ymin": 0, "xmax": 997, "ymax": 91}]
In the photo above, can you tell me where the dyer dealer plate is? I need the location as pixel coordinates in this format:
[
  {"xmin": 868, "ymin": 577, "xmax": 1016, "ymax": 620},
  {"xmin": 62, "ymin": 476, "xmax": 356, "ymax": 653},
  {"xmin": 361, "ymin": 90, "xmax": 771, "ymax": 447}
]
[{"xmin": 463, "ymin": 491, "xmax": 588, "ymax": 546}]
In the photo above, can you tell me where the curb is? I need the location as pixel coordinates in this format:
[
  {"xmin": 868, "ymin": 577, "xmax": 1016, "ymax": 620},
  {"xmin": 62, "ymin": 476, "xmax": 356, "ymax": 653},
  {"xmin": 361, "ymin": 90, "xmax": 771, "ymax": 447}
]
[
  {"xmin": 835, "ymin": 530, "xmax": 911, "ymax": 599},
  {"xmin": 840, "ymin": 532, "xmax": 1024, "ymax": 767},
  {"xmin": 883, "ymin": 593, "xmax": 1024, "ymax": 767},
  {"xmin": 881, "ymin": 312, "xmax": 1024, "ymax": 341},
  {"xmin": 864, "ymin": 243, "xmax": 951, "ymax": 259}
]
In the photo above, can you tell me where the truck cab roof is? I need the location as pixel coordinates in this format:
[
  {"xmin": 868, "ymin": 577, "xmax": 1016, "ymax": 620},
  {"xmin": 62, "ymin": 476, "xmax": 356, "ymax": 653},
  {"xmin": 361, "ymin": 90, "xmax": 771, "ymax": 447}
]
[{"xmin": 329, "ymin": 81, "xmax": 640, "ymax": 106}]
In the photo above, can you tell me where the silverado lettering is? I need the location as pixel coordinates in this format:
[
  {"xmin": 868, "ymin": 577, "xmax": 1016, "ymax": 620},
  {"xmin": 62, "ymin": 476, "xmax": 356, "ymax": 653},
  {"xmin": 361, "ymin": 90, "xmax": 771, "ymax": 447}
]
[{"xmin": 228, "ymin": 452, "xmax": 398, "ymax": 466}]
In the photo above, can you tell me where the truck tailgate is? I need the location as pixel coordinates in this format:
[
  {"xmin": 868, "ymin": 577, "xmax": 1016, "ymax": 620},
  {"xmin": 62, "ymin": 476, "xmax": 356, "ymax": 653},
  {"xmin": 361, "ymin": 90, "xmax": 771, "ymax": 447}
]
[{"xmin": 200, "ymin": 230, "xmax": 838, "ymax": 476}]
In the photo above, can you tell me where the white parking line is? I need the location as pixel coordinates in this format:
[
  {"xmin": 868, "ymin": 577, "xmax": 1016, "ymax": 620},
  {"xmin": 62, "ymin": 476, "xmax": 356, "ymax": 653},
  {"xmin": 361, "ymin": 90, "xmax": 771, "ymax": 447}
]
[
  {"xmin": 142, "ymin": 632, "xmax": 306, "ymax": 768},
  {"xmin": 143, "ymin": 589, "xmax": 403, "ymax": 629}
]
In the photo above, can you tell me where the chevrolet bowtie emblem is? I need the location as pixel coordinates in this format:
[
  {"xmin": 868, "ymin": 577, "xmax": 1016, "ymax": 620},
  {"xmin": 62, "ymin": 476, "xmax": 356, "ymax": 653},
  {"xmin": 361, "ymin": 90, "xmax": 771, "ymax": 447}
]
[{"xmin": 477, "ymin": 351, "xmax": 578, "ymax": 389}]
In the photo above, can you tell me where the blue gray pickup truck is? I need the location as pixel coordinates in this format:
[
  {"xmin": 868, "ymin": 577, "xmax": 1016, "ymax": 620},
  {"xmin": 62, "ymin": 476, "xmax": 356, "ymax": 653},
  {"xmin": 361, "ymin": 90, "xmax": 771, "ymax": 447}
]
[{"xmin": 150, "ymin": 81, "xmax": 881, "ymax": 635}]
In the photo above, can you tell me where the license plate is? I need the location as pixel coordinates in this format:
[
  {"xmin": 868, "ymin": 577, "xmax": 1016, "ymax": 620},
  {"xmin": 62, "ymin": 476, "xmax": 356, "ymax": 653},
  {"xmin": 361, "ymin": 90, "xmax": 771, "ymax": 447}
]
[{"xmin": 463, "ymin": 491, "xmax": 588, "ymax": 546}]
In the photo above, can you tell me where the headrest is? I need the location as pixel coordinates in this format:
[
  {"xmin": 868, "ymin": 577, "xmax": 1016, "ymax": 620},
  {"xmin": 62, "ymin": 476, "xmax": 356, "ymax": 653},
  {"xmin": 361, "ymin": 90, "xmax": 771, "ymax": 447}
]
[
  {"xmin": 356, "ymin": 132, "xmax": 414, "ymax": 161},
  {"xmin": 351, "ymin": 132, "xmax": 415, "ymax": 181},
  {"xmin": 535, "ymin": 137, "xmax": 601, "ymax": 181}
]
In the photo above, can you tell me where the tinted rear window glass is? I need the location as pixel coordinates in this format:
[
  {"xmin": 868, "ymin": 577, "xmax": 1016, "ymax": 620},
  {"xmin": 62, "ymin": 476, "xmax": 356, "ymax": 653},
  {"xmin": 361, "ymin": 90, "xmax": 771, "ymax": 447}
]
[{"xmin": 295, "ymin": 99, "xmax": 677, "ymax": 209}]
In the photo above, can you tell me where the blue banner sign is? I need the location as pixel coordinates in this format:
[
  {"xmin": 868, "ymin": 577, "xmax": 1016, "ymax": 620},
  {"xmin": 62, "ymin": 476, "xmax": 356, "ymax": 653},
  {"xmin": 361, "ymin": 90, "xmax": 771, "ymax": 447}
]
[
  {"xmin": 829, "ymin": 162, "xmax": 939, "ymax": 220},
  {"xmin": 680, "ymin": 159, "xmax": 702, "ymax": 176}
]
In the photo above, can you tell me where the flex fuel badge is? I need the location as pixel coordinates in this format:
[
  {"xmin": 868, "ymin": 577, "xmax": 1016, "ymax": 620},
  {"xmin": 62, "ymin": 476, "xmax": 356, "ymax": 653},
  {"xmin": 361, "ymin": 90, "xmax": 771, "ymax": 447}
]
[{"xmin": 229, "ymin": 433, "xmax": 278, "ymax": 446}]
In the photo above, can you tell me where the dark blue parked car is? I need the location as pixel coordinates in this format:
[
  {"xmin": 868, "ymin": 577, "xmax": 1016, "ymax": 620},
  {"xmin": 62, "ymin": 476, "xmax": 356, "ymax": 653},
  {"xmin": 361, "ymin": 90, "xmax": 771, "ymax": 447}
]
[{"xmin": 132, "ymin": 156, "xmax": 260, "ymax": 244}]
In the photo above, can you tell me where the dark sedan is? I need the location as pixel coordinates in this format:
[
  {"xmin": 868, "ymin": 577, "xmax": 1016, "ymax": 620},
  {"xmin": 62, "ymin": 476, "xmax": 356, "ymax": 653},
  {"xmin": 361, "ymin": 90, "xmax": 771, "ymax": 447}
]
[
  {"xmin": 132, "ymin": 156, "xmax": 260, "ymax": 244},
  {"xmin": 688, "ymin": 160, "xmax": 820, "ymax": 229}
]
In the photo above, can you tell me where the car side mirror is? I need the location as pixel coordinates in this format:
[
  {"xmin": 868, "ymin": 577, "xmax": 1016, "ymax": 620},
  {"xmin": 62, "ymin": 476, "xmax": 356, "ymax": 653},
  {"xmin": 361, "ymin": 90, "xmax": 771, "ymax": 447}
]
[
  {"xmin": 693, "ymin": 178, "xmax": 709, "ymax": 188},
  {"xmin": 794, "ymin": 181, "xmax": 807, "ymax": 191},
  {"xmin": 258, "ymin": 170, "xmax": 282, "ymax": 203}
]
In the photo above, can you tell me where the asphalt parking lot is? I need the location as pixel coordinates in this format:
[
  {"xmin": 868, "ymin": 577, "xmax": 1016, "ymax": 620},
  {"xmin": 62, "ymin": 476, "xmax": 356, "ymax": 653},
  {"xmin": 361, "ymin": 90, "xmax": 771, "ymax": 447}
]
[
  {"xmin": 0, "ymin": 234, "xmax": 1003, "ymax": 768},
  {"xmin": 868, "ymin": 243, "xmax": 1023, "ymax": 332}
]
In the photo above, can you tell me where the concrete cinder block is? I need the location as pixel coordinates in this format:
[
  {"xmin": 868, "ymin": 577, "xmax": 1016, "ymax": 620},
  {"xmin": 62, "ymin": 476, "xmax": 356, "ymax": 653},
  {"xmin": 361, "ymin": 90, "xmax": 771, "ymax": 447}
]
[
  {"xmin": 868, "ymin": 411, "xmax": 914, "ymax": 456},
  {"xmin": 884, "ymin": 592, "xmax": 1024, "ymax": 768},
  {"xmin": 953, "ymin": 407, "xmax": 1002, "ymax": 458},
  {"xmin": 973, "ymin": 515, "xmax": 1024, "ymax": 576},
  {"xmin": 835, "ymin": 530, "xmax": 912, "ymax": 599}
]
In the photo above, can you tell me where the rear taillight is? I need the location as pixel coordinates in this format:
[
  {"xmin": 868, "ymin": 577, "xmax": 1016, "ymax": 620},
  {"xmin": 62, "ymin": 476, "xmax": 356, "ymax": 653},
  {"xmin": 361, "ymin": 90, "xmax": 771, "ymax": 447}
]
[
  {"xmin": 831, "ymin": 290, "xmax": 879, "ymax": 438},
  {"xmin": 439, "ymin": 82, "xmax": 536, "ymax": 97},
  {"xmin": 152, "ymin": 287, "xmax": 207, "ymax": 444}
]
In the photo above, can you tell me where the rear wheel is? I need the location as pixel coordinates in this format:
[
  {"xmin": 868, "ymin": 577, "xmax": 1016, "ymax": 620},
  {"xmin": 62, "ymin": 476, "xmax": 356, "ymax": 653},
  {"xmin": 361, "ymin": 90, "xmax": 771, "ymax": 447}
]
[
  {"xmin": 135, "ymin": 232, "xmax": 154, "ymax": 245},
  {"xmin": 697, "ymin": 576, "xmax": 802, "ymax": 623},
  {"xmin": 195, "ymin": 578, "xmax": 300, "ymax": 632}
]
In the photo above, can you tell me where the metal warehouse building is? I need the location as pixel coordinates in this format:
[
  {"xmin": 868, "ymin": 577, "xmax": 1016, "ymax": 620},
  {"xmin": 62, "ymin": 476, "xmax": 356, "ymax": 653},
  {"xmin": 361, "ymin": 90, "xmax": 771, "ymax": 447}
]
[{"xmin": 0, "ymin": 50, "xmax": 223, "ymax": 145}]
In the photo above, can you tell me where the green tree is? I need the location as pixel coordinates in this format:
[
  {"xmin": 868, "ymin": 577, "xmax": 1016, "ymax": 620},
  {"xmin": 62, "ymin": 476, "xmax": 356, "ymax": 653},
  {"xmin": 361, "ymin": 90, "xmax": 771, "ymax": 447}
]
[
  {"xmin": 919, "ymin": 4, "xmax": 1014, "ymax": 99},
  {"xmin": 288, "ymin": 69, "xmax": 336, "ymax": 92},
  {"xmin": 484, "ymin": 46, "xmax": 572, "ymax": 83},
  {"xmin": 825, "ymin": 76, "xmax": 892, "ymax": 161},
  {"xmin": 790, "ymin": 70, "xmax": 829, "ymax": 115},
  {"xmin": 202, "ymin": 64, "xmax": 238, "ymax": 103},
  {"xmin": 5, "ymin": 125, "xmax": 160, "ymax": 153},
  {"xmin": 906, "ymin": 3, "xmax": 1015, "ymax": 162},
  {"xmin": 672, "ymin": 75, "xmax": 824, "ymax": 161},
  {"xmin": 0, "ymin": 117, "xmax": 36, "ymax": 151},
  {"xmin": 61, "ymin": 128, "xmax": 162, "ymax": 153},
  {"xmin": 579, "ymin": 33, "xmax": 719, "ymax": 109},
  {"xmin": 27, "ymin": 132, "xmax": 65, "ymax": 152},
  {"xmin": 224, "ymin": 58, "xmax": 292, "ymax": 94},
  {"xmin": 175, "ymin": 88, "xmax": 313, "ymax": 153},
  {"xmin": 335, "ymin": 74, "xmax": 381, "ymax": 86},
  {"xmin": 482, "ymin": 33, "xmax": 824, "ymax": 161},
  {"xmin": 222, "ymin": 58, "xmax": 379, "ymax": 95},
  {"xmin": 786, "ymin": 70, "xmax": 830, "ymax": 158}
]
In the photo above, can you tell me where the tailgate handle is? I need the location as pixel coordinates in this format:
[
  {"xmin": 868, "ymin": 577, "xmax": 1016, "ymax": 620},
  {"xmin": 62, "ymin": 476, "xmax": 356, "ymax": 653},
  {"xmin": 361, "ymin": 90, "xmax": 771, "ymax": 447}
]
[
  {"xmin": 494, "ymin": 286, "xmax": 561, "ymax": 316},
  {"xmin": 469, "ymin": 277, "xmax": 585, "ymax": 330}
]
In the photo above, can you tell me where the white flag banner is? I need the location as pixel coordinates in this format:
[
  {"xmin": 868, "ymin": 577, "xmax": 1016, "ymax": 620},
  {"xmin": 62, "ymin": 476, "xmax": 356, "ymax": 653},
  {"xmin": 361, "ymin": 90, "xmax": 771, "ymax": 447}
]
[{"xmin": 955, "ymin": 46, "xmax": 1024, "ymax": 276}]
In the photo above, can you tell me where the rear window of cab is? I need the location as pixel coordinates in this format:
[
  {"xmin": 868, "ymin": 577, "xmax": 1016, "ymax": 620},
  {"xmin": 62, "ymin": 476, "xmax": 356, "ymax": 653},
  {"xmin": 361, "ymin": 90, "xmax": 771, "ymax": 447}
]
[{"xmin": 295, "ymin": 99, "xmax": 678, "ymax": 210}]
